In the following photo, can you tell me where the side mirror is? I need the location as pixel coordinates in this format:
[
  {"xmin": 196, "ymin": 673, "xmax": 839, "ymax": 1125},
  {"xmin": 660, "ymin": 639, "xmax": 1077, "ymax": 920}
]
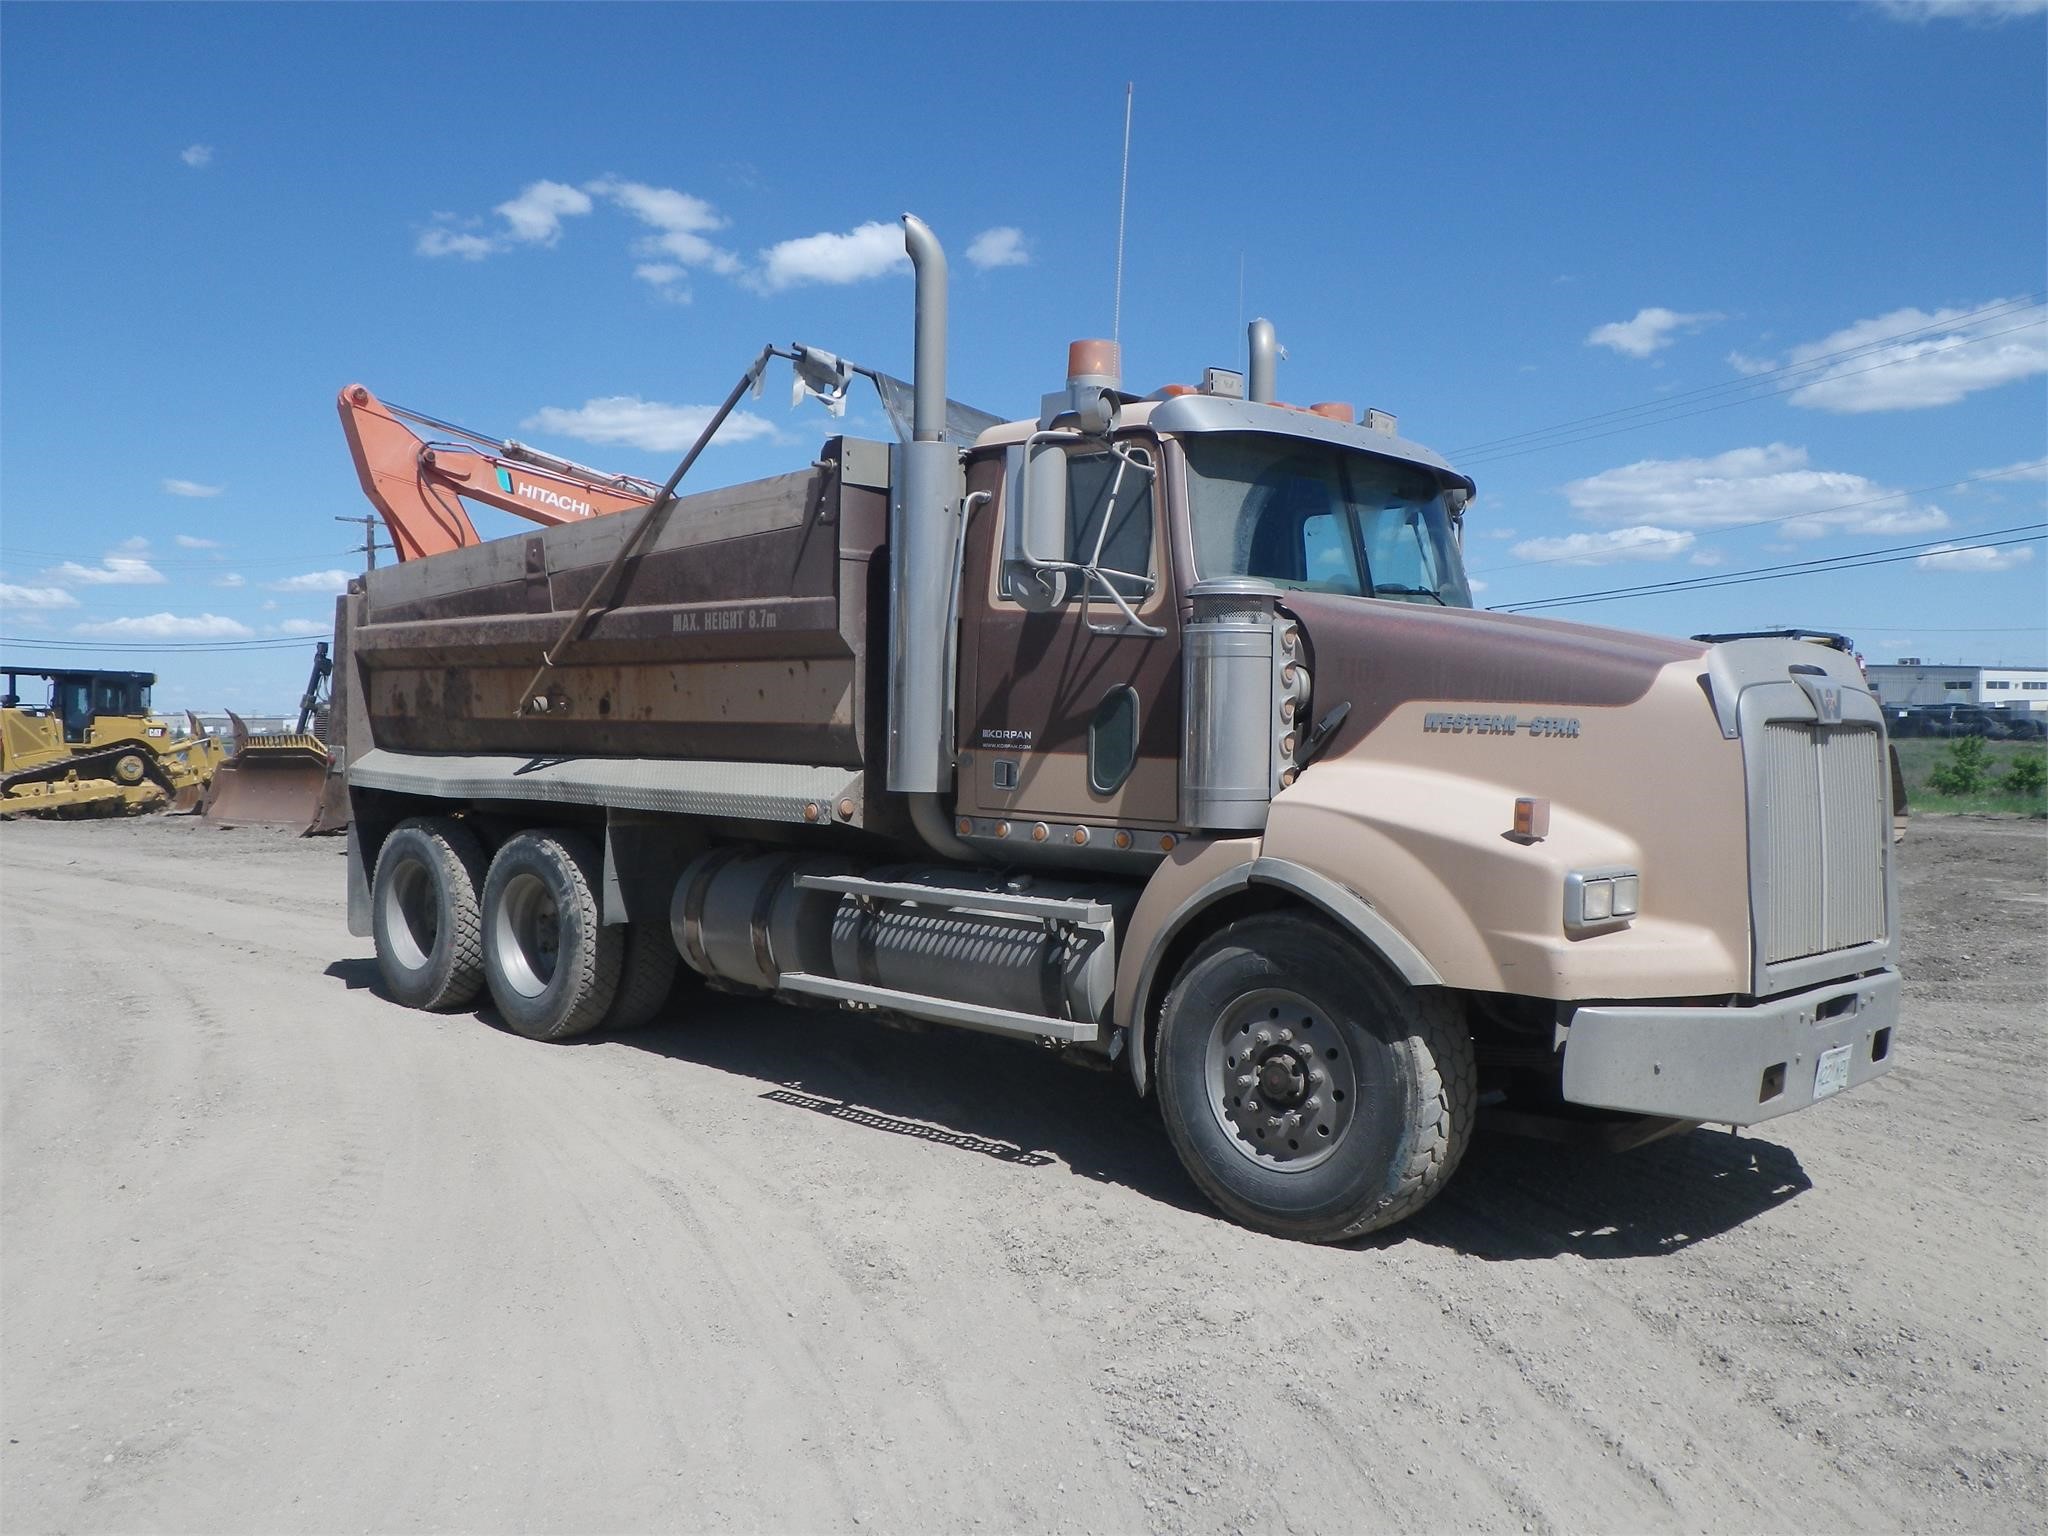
[{"xmin": 1002, "ymin": 441, "xmax": 1070, "ymax": 610}]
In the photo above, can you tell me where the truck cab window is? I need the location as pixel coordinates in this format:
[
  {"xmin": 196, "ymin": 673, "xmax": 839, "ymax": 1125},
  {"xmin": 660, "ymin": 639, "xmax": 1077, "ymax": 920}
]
[
  {"xmin": 1066, "ymin": 449, "xmax": 1153, "ymax": 600},
  {"xmin": 1001, "ymin": 444, "xmax": 1156, "ymax": 604},
  {"xmin": 1183, "ymin": 433, "xmax": 1471, "ymax": 608}
]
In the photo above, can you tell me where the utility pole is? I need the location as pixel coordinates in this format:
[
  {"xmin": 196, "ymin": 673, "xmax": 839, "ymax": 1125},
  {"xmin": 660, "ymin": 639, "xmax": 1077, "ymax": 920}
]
[{"xmin": 335, "ymin": 513, "xmax": 390, "ymax": 572}]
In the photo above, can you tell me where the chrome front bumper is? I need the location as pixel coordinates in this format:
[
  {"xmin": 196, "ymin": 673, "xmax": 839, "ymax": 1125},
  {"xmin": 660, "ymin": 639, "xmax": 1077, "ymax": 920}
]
[{"xmin": 1561, "ymin": 969, "xmax": 1899, "ymax": 1126}]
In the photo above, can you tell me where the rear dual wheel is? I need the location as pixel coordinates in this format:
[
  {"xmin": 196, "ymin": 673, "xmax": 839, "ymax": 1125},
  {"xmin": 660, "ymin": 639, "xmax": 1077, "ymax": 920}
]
[
  {"xmin": 481, "ymin": 830, "xmax": 622, "ymax": 1041},
  {"xmin": 370, "ymin": 817, "xmax": 489, "ymax": 1011},
  {"xmin": 372, "ymin": 820, "xmax": 675, "ymax": 1036},
  {"xmin": 1156, "ymin": 914, "xmax": 1475, "ymax": 1243}
]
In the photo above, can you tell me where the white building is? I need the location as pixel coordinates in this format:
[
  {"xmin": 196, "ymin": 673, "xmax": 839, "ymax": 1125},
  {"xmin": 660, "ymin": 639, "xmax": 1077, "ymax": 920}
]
[{"xmin": 1865, "ymin": 661, "xmax": 2048, "ymax": 713}]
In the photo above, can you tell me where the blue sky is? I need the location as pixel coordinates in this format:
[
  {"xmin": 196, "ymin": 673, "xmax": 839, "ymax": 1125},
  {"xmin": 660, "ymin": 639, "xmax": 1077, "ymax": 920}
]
[{"xmin": 3, "ymin": 1, "xmax": 2043, "ymax": 710}]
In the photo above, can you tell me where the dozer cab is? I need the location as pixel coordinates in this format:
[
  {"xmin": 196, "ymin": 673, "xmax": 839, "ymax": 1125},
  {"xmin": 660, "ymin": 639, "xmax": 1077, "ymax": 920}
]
[{"xmin": 0, "ymin": 665, "xmax": 226, "ymax": 818}]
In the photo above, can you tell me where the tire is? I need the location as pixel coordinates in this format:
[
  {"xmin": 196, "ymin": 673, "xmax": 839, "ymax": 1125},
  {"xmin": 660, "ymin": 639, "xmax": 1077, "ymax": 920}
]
[
  {"xmin": 1155, "ymin": 913, "xmax": 1475, "ymax": 1243},
  {"xmin": 603, "ymin": 919, "xmax": 681, "ymax": 1032},
  {"xmin": 370, "ymin": 816, "xmax": 489, "ymax": 1011},
  {"xmin": 481, "ymin": 830, "xmax": 622, "ymax": 1041}
]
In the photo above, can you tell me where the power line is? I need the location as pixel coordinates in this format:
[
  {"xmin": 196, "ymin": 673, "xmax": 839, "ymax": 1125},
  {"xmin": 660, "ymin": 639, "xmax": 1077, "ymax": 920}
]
[
  {"xmin": 1465, "ymin": 460, "xmax": 2048, "ymax": 575},
  {"xmin": 1492, "ymin": 526, "xmax": 2046, "ymax": 614},
  {"xmin": 1801, "ymin": 624, "xmax": 2047, "ymax": 633},
  {"xmin": 0, "ymin": 634, "xmax": 323, "ymax": 652},
  {"xmin": 1, "ymin": 545, "xmax": 360, "ymax": 571},
  {"xmin": 1449, "ymin": 295, "xmax": 2043, "ymax": 458},
  {"xmin": 1496, "ymin": 524, "xmax": 2043, "ymax": 611}
]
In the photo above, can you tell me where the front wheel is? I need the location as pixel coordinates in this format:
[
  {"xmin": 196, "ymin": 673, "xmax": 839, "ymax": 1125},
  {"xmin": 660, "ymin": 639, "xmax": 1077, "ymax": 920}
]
[
  {"xmin": 1155, "ymin": 914, "xmax": 1474, "ymax": 1243},
  {"xmin": 481, "ymin": 830, "xmax": 622, "ymax": 1041}
]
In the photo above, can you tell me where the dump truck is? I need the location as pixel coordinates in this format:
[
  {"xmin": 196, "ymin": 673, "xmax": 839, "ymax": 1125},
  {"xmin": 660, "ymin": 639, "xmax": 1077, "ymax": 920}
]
[
  {"xmin": 335, "ymin": 215, "xmax": 1900, "ymax": 1242},
  {"xmin": 2, "ymin": 665, "xmax": 226, "ymax": 817}
]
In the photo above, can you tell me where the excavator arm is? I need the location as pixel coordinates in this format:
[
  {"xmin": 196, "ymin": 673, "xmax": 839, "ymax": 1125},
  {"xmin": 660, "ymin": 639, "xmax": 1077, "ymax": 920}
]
[{"xmin": 338, "ymin": 384, "xmax": 660, "ymax": 560}]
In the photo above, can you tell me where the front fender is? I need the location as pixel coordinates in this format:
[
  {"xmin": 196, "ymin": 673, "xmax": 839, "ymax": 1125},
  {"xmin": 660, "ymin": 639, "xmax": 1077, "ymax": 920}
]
[{"xmin": 1113, "ymin": 837, "xmax": 1441, "ymax": 1097}]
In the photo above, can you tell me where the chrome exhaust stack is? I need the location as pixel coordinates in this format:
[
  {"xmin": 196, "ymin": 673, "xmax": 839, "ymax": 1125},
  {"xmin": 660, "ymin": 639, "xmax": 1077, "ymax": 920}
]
[
  {"xmin": 888, "ymin": 214, "xmax": 965, "ymax": 795},
  {"xmin": 1247, "ymin": 317, "xmax": 1279, "ymax": 403}
]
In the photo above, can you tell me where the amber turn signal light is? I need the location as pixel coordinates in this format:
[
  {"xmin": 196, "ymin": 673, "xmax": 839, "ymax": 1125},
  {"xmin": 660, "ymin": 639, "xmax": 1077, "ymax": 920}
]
[{"xmin": 1513, "ymin": 797, "xmax": 1550, "ymax": 840}]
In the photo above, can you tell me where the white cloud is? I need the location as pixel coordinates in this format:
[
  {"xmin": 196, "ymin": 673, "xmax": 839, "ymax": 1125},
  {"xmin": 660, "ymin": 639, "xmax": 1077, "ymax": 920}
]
[
  {"xmin": 180, "ymin": 144, "xmax": 213, "ymax": 168},
  {"xmin": 1876, "ymin": 0, "xmax": 2045, "ymax": 21},
  {"xmin": 418, "ymin": 223, "xmax": 498, "ymax": 260},
  {"xmin": 1466, "ymin": 578, "xmax": 1488, "ymax": 594},
  {"xmin": 1915, "ymin": 543, "xmax": 2037, "ymax": 572},
  {"xmin": 1586, "ymin": 307, "xmax": 1723, "ymax": 359},
  {"xmin": 588, "ymin": 177, "xmax": 742, "ymax": 278},
  {"xmin": 1689, "ymin": 550, "xmax": 1727, "ymax": 567},
  {"xmin": 1512, "ymin": 527, "xmax": 1698, "ymax": 565},
  {"xmin": 214, "ymin": 573, "xmax": 246, "ymax": 588},
  {"xmin": 46, "ymin": 553, "xmax": 166, "ymax": 585},
  {"xmin": 73, "ymin": 613, "xmax": 253, "ymax": 639},
  {"xmin": 272, "ymin": 618, "xmax": 332, "ymax": 636},
  {"xmin": 494, "ymin": 180, "xmax": 594, "ymax": 245},
  {"xmin": 161, "ymin": 478, "xmax": 222, "ymax": 498},
  {"xmin": 965, "ymin": 227, "xmax": 1030, "ymax": 270},
  {"xmin": 0, "ymin": 584, "xmax": 79, "ymax": 608},
  {"xmin": 1747, "ymin": 298, "xmax": 2048, "ymax": 413},
  {"xmin": 1563, "ymin": 444, "xmax": 1950, "ymax": 540},
  {"xmin": 522, "ymin": 397, "xmax": 777, "ymax": 454},
  {"xmin": 174, "ymin": 533, "xmax": 222, "ymax": 548},
  {"xmin": 588, "ymin": 179, "xmax": 723, "ymax": 233},
  {"xmin": 749, "ymin": 221, "xmax": 906, "ymax": 294},
  {"xmin": 267, "ymin": 569, "xmax": 353, "ymax": 594},
  {"xmin": 1481, "ymin": 526, "xmax": 1519, "ymax": 540},
  {"xmin": 634, "ymin": 262, "xmax": 686, "ymax": 287},
  {"xmin": 1726, "ymin": 351, "xmax": 1776, "ymax": 377}
]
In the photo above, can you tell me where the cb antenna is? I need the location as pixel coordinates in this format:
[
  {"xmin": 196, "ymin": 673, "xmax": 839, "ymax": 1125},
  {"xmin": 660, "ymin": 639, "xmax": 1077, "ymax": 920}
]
[{"xmin": 1113, "ymin": 81, "xmax": 1133, "ymax": 347}]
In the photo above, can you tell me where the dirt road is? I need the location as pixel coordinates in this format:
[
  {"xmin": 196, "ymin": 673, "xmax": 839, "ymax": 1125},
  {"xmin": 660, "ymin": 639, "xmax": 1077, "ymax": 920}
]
[{"xmin": 3, "ymin": 814, "xmax": 2042, "ymax": 1534}]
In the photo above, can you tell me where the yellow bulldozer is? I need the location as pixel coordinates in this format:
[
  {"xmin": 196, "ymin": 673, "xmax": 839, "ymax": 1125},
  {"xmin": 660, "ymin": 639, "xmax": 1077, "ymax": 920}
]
[{"xmin": 0, "ymin": 664, "xmax": 227, "ymax": 818}]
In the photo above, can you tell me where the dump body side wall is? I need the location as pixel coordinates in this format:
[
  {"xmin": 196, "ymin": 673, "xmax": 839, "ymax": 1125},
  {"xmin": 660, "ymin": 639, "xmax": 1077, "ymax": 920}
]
[{"xmin": 346, "ymin": 443, "xmax": 888, "ymax": 770}]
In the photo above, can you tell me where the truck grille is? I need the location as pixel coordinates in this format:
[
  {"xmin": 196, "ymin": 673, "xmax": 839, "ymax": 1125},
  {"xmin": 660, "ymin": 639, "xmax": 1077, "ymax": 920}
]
[{"xmin": 1754, "ymin": 721, "xmax": 1889, "ymax": 964}]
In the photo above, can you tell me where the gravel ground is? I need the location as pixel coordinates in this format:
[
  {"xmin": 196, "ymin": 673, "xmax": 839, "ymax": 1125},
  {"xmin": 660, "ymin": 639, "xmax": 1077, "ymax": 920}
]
[{"xmin": 2, "ymin": 812, "xmax": 2042, "ymax": 1535}]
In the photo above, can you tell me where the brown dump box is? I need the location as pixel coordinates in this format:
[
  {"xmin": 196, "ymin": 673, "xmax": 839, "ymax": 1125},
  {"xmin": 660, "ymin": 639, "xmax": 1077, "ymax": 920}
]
[{"xmin": 346, "ymin": 438, "xmax": 891, "ymax": 770}]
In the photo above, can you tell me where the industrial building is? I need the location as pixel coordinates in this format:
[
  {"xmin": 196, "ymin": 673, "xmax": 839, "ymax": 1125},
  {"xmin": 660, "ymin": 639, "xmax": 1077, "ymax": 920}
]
[{"xmin": 1865, "ymin": 662, "xmax": 2048, "ymax": 713}]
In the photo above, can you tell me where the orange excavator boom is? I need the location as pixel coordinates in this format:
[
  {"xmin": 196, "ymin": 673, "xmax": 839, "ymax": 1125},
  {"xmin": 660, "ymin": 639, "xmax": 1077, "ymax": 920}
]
[{"xmin": 337, "ymin": 384, "xmax": 661, "ymax": 560}]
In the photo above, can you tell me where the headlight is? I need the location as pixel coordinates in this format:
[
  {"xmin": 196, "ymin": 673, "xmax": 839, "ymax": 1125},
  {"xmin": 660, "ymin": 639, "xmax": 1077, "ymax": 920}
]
[{"xmin": 1566, "ymin": 869, "xmax": 1640, "ymax": 931}]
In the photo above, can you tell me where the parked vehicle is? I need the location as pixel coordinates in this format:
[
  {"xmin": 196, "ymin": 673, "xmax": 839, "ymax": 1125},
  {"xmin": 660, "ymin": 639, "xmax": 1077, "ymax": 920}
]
[
  {"xmin": 1898, "ymin": 702, "xmax": 2030, "ymax": 740},
  {"xmin": 332, "ymin": 217, "xmax": 1901, "ymax": 1242}
]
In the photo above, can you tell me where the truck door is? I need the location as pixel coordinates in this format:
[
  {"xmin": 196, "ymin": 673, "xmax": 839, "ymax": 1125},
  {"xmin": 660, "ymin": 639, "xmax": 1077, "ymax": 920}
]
[{"xmin": 956, "ymin": 438, "xmax": 1182, "ymax": 839}]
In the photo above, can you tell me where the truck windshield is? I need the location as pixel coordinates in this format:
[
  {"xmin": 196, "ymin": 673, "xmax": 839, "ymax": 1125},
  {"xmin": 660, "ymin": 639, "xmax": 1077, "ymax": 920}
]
[{"xmin": 1181, "ymin": 434, "xmax": 1471, "ymax": 608}]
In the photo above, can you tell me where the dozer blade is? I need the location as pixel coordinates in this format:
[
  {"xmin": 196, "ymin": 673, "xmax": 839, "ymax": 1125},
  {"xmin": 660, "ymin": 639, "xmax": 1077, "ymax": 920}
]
[
  {"xmin": 201, "ymin": 724, "xmax": 333, "ymax": 831},
  {"xmin": 305, "ymin": 752, "xmax": 352, "ymax": 837}
]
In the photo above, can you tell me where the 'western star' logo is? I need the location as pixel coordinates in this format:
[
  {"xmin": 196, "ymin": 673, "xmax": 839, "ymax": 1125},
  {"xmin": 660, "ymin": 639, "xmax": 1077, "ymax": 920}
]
[
  {"xmin": 1424, "ymin": 711, "xmax": 1581, "ymax": 738},
  {"xmin": 495, "ymin": 467, "xmax": 592, "ymax": 518}
]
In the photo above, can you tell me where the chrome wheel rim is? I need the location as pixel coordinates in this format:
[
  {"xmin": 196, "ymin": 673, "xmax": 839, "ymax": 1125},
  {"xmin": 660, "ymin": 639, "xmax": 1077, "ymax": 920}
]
[
  {"xmin": 383, "ymin": 858, "xmax": 438, "ymax": 971},
  {"xmin": 494, "ymin": 871, "xmax": 560, "ymax": 999},
  {"xmin": 1203, "ymin": 987, "xmax": 1359, "ymax": 1171}
]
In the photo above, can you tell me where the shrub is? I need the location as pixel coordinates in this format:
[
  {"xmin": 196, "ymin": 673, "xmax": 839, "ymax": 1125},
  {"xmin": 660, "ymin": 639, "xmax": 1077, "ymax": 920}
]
[
  {"xmin": 1927, "ymin": 735, "xmax": 1990, "ymax": 796},
  {"xmin": 2001, "ymin": 752, "xmax": 2047, "ymax": 797}
]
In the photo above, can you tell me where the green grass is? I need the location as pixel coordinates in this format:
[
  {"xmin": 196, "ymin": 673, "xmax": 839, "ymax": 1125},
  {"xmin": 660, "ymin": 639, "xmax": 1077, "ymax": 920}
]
[{"xmin": 1893, "ymin": 736, "xmax": 2048, "ymax": 818}]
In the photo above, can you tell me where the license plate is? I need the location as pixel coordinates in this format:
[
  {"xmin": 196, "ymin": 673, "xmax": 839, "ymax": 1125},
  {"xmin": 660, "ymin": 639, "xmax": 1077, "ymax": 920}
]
[{"xmin": 1813, "ymin": 1042, "xmax": 1853, "ymax": 1100}]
